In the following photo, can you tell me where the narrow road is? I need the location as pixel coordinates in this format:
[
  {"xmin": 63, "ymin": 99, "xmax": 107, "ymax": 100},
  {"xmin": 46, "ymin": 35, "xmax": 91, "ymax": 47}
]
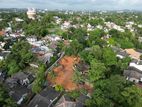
[{"xmin": 45, "ymin": 52, "xmax": 65, "ymax": 76}]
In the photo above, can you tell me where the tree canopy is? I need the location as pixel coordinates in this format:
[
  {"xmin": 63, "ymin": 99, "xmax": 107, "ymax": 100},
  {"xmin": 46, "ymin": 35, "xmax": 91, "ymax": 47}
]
[{"xmin": 5, "ymin": 41, "xmax": 34, "ymax": 75}]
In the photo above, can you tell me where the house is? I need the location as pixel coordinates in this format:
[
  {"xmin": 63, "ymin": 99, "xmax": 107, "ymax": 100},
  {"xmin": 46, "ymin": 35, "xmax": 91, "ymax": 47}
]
[
  {"xmin": 124, "ymin": 60, "xmax": 142, "ymax": 83},
  {"xmin": 54, "ymin": 16, "xmax": 62, "ymax": 24},
  {"xmin": 0, "ymin": 42, "xmax": 6, "ymax": 49},
  {"xmin": 31, "ymin": 41, "xmax": 54, "ymax": 64},
  {"xmin": 125, "ymin": 22, "xmax": 135, "ymax": 32},
  {"xmin": 0, "ymin": 69, "xmax": 7, "ymax": 83},
  {"xmin": 129, "ymin": 60, "xmax": 142, "ymax": 71},
  {"xmin": 104, "ymin": 27, "xmax": 109, "ymax": 33},
  {"xmin": 29, "ymin": 63, "xmax": 39, "ymax": 68},
  {"xmin": 111, "ymin": 46, "xmax": 122, "ymax": 53},
  {"xmin": 96, "ymin": 25, "xmax": 103, "ymax": 29},
  {"xmin": 5, "ymin": 27, "xmax": 12, "ymax": 33},
  {"xmin": 5, "ymin": 72, "xmax": 34, "ymax": 105},
  {"xmin": 72, "ymin": 25, "xmax": 78, "ymax": 29},
  {"xmin": 125, "ymin": 49, "xmax": 141, "ymax": 60},
  {"xmin": 5, "ymin": 84, "xmax": 30, "ymax": 105},
  {"xmin": 6, "ymin": 72, "xmax": 33, "ymax": 87},
  {"xmin": 32, "ymin": 46, "xmax": 51, "ymax": 56},
  {"xmin": 0, "ymin": 53, "xmax": 5, "ymax": 60},
  {"xmin": 105, "ymin": 22, "xmax": 125, "ymax": 32},
  {"xmin": 55, "ymin": 95, "xmax": 76, "ymax": 107},
  {"xmin": 0, "ymin": 51, "xmax": 10, "ymax": 60},
  {"xmin": 30, "ymin": 40, "xmax": 44, "ymax": 47},
  {"xmin": 87, "ymin": 24, "xmax": 94, "ymax": 31},
  {"xmin": 12, "ymin": 72, "xmax": 30, "ymax": 86},
  {"xmin": 45, "ymin": 34, "xmax": 61, "ymax": 42},
  {"xmin": 27, "ymin": 8, "xmax": 36, "ymax": 20},
  {"xmin": 111, "ymin": 46, "xmax": 128, "ymax": 59},
  {"xmin": 28, "ymin": 87, "xmax": 61, "ymax": 107},
  {"xmin": 41, "ymin": 52, "xmax": 53, "ymax": 64},
  {"xmin": 26, "ymin": 36, "xmax": 37, "ymax": 43},
  {"xmin": 76, "ymin": 94, "xmax": 89, "ymax": 107},
  {"xmin": 15, "ymin": 18, "xmax": 24, "ymax": 22},
  {"xmin": 101, "ymin": 34, "xmax": 111, "ymax": 41},
  {"xmin": 37, "ymin": 52, "xmax": 54, "ymax": 64},
  {"xmin": 9, "ymin": 33, "xmax": 20, "ymax": 38},
  {"xmin": 116, "ymin": 51, "xmax": 128, "ymax": 59},
  {"xmin": 126, "ymin": 21, "xmax": 134, "ymax": 25},
  {"xmin": 75, "ymin": 62, "xmax": 89, "ymax": 75},
  {"xmin": 124, "ymin": 67, "xmax": 142, "ymax": 83},
  {"xmin": 31, "ymin": 47, "xmax": 42, "ymax": 54}
]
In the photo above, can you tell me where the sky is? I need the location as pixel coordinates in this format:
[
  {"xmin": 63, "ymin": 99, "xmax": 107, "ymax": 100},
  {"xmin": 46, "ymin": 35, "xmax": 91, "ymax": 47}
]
[{"xmin": 0, "ymin": 0, "xmax": 142, "ymax": 10}]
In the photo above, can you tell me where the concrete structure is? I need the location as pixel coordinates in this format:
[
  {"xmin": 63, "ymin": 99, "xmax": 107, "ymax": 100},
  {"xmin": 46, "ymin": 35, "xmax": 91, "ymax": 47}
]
[
  {"xmin": 124, "ymin": 60, "xmax": 142, "ymax": 83},
  {"xmin": 27, "ymin": 8, "xmax": 36, "ymax": 20},
  {"xmin": 28, "ymin": 87, "xmax": 61, "ymax": 107},
  {"xmin": 124, "ymin": 67, "xmax": 142, "ymax": 83},
  {"xmin": 105, "ymin": 22, "xmax": 125, "ymax": 32}
]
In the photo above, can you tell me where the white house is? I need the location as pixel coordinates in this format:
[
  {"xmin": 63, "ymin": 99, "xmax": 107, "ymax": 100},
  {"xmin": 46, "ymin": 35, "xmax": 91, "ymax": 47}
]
[
  {"xmin": 15, "ymin": 18, "xmax": 24, "ymax": 22},
  {"xmin": 96, "ymin": 25, "xmax": 103, "ymax": 29},
  {"xmin": 5, "ymin": 27, "xmax": 12, "ymax": 33},
  {"xmin": 29, "ymin": 40, "xmax": 44, "ymax": 47},
  {"xmin": 129, "ymin": 61, "xmax": 142, "ymax": 71},
  {"xmin": 26, "ymin": 36, "xmax": 37, "ymax": 43},
  {"xmin": 105, "ymin": 22, "xmax": 125, "ymax": 32},
  {"xmin": 46, "ymin": 35, "xmax": 61, "ymax": 42},
  {"xmin": 87, "ymin": 24, "xmax": 94, "ymax": 31}
]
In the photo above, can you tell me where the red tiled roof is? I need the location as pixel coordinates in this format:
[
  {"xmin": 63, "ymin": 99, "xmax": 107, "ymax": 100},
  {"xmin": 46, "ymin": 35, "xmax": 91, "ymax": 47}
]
[{"xmin": 125, "ymin": 49, "xmax": 141, "ymax": 60}]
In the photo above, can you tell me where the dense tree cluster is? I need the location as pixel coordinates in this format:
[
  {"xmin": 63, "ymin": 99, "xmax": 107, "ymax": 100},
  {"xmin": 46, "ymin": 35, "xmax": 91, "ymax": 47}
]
[
  {"xmin": 5, "ymin": 41, "xmax": 34, "ymax": 75},
  {"xmin": 32, "ymin": 64, "xmax": 46, "ymax": 93},
  {"xmin": 0, "ymin": 85, "xmax": 17, "ymax": 107},
  {"xmin": 85, "ymin": 75, "xmax": 142, "ymax": 107}
]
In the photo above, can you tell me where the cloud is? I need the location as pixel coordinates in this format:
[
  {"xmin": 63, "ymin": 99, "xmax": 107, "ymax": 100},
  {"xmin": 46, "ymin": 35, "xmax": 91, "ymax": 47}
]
[{"xmin": 0, "ymin": 0, "xmax": 142, "ymax": 10}]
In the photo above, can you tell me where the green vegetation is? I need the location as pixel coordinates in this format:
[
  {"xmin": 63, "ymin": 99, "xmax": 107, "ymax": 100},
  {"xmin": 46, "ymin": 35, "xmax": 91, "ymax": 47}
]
[
  {"xmin": 5, "ymin": 41, "xmax": 34, "ymax": 75},
  {"xmin": 1, "ymin": 10, "xmax": 142, "ymax": 107},
  {"xmin": 67, "ymin": 90, "xmax": 80, "ymax": 100},
  {"xmin": 88, "ymin": 60, "xmax": 106, "ymax": 83},
  {"xmin": 55, "ymin": 85, "xmax": 64, "ymax": 92},
  {"xmin": 0, "ymin": 85, "xmax": 17, "ymax": 107},
  {"xmin": 85, "ymin": 75, "xmax": 142, "ymax": 107},
  {"xmin": 32, "ymin": 64, "xmax": 46, "ymax": 93}
]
